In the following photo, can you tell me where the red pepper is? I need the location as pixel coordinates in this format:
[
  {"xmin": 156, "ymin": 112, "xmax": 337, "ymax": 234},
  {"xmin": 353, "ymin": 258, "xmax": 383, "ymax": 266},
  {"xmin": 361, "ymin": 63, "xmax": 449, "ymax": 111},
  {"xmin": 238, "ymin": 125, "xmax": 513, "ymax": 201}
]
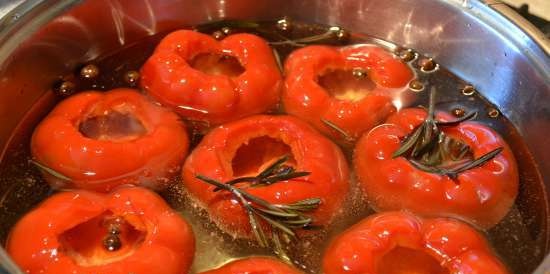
[
  {"xmin": 199, "ymin": 257, "xmax": 303, "ymax": 274},
  {"xmin": 323, "ymin": 211, "xmax": 510, "ymax": 274},
  {"xmin": 7, "ymin": 187, "xmax": 195, "ymax": 274},
  {"xmin": 141, "ymin": 30, "xmax": 282, "ymax": 125},
  {"xmin": 282, "ymin": 44, "xmax": 413, "ymax": 143},
  {"xmin": 31, "ymin": 88, "xmax": 189, "ymax": 192},
  {"xmin": 353, "ymin": 108, "xmax": 518, "ymax": 228},
  {"xmin": 182, "ymin": 115, "xmax": 349, "ymax": 238}
]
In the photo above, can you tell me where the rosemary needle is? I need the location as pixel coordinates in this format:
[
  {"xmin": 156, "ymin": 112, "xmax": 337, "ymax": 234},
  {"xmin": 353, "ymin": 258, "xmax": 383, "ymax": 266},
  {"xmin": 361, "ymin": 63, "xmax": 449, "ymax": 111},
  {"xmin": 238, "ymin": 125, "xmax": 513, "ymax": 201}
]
[
  {"xmin": 321, "ymin": 118, "xmax": 354, "ymax": 142},
  {"xmin": 30, "ymin": 160, "xmax": 71, "ymax": 181}
]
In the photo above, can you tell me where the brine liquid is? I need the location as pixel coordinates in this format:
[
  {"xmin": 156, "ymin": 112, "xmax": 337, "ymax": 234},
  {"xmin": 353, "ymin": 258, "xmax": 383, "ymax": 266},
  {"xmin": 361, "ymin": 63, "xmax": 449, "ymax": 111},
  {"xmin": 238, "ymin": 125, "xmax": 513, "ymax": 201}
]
[{"xmin": 0, "ymin": 20, "xmax": 547, "ymax": 274}]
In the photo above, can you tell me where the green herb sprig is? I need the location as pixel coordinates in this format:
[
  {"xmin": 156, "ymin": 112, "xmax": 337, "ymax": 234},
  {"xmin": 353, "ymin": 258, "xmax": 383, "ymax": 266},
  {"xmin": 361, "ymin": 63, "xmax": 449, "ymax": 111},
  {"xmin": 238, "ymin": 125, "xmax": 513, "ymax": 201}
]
[
  {"xmin": 392, "ymin": 88, "xmax": 502, "ymax": 180},
  {"xmin": 212, "ymin": 155, "xmax": 310, "ymax": 191},
  {"xmin": 196, "ymin": 155, "xmax": 320, "ymax": 263}
]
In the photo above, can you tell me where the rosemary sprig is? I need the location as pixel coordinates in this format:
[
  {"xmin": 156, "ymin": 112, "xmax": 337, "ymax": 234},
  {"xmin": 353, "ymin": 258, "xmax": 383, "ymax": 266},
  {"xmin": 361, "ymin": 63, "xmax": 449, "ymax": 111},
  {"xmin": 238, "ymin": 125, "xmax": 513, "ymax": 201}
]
[
  {"xmin": 435, "ymin": 111, "xmax": 477, "ymax": 126},
  {"xmin": 321, "ymin": 118, "xmax": 354, "ymax": 142},
  {"xmin": 392, "ymin": 88, "xmax": 502, "ymax": 180},
  {"xmin": 30, "ymin": 160, "xmax": 71, "ymax": 181},
  {"xmin": 409, "ymin": 147, "xmax": 503, "ymax": 180},
  {"xmin": 213, "ymin": 155, "xmax": 310, "ymax": 191},
  {"xmin": 196, "ymin": 156, "xmax": 320, "ymax": 263}
]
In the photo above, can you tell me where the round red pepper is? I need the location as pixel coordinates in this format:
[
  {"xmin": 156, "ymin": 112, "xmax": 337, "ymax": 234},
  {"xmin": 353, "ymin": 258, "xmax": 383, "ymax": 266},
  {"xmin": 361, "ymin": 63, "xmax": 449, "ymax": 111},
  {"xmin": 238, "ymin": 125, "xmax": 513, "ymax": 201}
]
[
  {"xmin": 6, "ymin": 187, "xmax": 195, "ymax": 274},
  {"xmin": 31, "ymin": 88, "xmax": 189, "ymax": 192},
  {"xmin": 199, "ymin": 257, "xmax": 303, "ymax": 274},
  {"xmin": 282, "ymin": 44, "xmax": 413, "ymax": 143},
  {"xmin": 353, "ymin": 108, "xmax": 518, "ymax": 228},
  {"xmin": 141, "ymin": 30, "xmax": 282, "ymax": 125},
  {"xmin": 323, "ymin": 211, "xmax": 510, "ymax": 274},
  {"xmin": 182, "ymin": 115, "xmax": 349, "ymax": 238}
]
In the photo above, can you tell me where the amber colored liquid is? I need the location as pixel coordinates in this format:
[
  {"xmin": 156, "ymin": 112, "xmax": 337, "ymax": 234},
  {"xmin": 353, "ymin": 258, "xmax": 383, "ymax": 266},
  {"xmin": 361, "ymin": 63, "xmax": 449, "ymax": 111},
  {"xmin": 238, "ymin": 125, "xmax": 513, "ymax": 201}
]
[{"xmin": 0, "ymin": 20, "xmax": 546, "ymax": 274}]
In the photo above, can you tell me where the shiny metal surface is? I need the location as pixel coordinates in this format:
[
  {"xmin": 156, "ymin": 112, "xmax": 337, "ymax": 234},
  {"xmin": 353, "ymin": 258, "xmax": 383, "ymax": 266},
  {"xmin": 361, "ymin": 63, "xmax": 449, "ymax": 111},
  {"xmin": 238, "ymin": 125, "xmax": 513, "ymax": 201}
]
[
  {"xmin": 0, "ymin": 0, "xmax": 548, "ymax": 273},
  {"xmin": 0, "ymin": 0, "xmax": 25, "ymax": 17},
  {"xmin": 0, "ymin": 248, "xmax": 22, "ymax": 274},
  {"xmin": 485, "ymin": 0, "xmax": 549, "ymax": 54}
]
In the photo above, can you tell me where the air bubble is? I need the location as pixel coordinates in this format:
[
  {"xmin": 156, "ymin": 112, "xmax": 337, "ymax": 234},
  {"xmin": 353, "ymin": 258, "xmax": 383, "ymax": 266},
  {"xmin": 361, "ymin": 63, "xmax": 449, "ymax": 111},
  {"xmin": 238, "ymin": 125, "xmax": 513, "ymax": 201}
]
[
  {"xmin": 212, "ymin": 30, "xmax": 225, "ymax": 40},
  {"xmin": 80, "ymin": 64, "xmax": 100, "ymax": 79},
  {"xmin": 53, "ymin": 80, "xmax": 76, "ymax": 97},
  {"xmin": 452, "ymin": 108, "xmax": 466, "ymax": 117},
  {"xmin": 352, "ymin": 68, "xmax": 367, "ymax": 79},
  {"xmin": 221, "ymin": 27, "xmax": 232, "ymax": 35},
  {"xmin": 124, "ymin": 70, "xmax": 140, "ymax": 86},
  {"xmin": 418, "ymin": 58, "xmax": 438, "ymax": 72},
  {"xmin": 461, "ymin": 85, "xmax": 476, "ymax": 96},
  {"xmin": 276, "ymin": 17, "xmax": 292, "ymax": 31},
  {"xmin": 488, "ymin": 108, "xmax": 499, "ymax": 118},
  {"xmin": 397, "ymin": 48, "xmax": 417, "ymax": 62},
  {"xmin": 409, "ymin": 80, "xmax": 424, "ymax": 92}
]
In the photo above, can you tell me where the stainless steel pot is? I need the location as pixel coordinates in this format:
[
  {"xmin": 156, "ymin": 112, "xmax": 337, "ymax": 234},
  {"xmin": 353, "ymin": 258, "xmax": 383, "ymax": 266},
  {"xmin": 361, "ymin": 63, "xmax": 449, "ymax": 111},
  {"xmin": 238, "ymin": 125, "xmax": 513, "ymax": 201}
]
[{"xmin": 0, "ymin": 0, "xmax": 548, "ymax": 273}]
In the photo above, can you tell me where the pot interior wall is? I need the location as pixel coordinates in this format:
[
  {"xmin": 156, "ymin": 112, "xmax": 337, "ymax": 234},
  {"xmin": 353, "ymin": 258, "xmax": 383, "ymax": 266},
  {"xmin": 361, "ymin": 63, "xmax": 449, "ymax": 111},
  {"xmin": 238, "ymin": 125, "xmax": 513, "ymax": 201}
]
[{"xmin": 0, "ymin": 0, "xmax": 548, "ymax": 273}]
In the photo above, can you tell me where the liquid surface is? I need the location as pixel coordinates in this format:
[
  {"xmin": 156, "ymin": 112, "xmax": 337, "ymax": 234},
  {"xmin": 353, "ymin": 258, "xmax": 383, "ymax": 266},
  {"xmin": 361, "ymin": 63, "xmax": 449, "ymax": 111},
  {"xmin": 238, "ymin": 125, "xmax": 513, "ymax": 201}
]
[{"xmin": 0, "ymin": 20, "xmax": 547, "ymax": 274}]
